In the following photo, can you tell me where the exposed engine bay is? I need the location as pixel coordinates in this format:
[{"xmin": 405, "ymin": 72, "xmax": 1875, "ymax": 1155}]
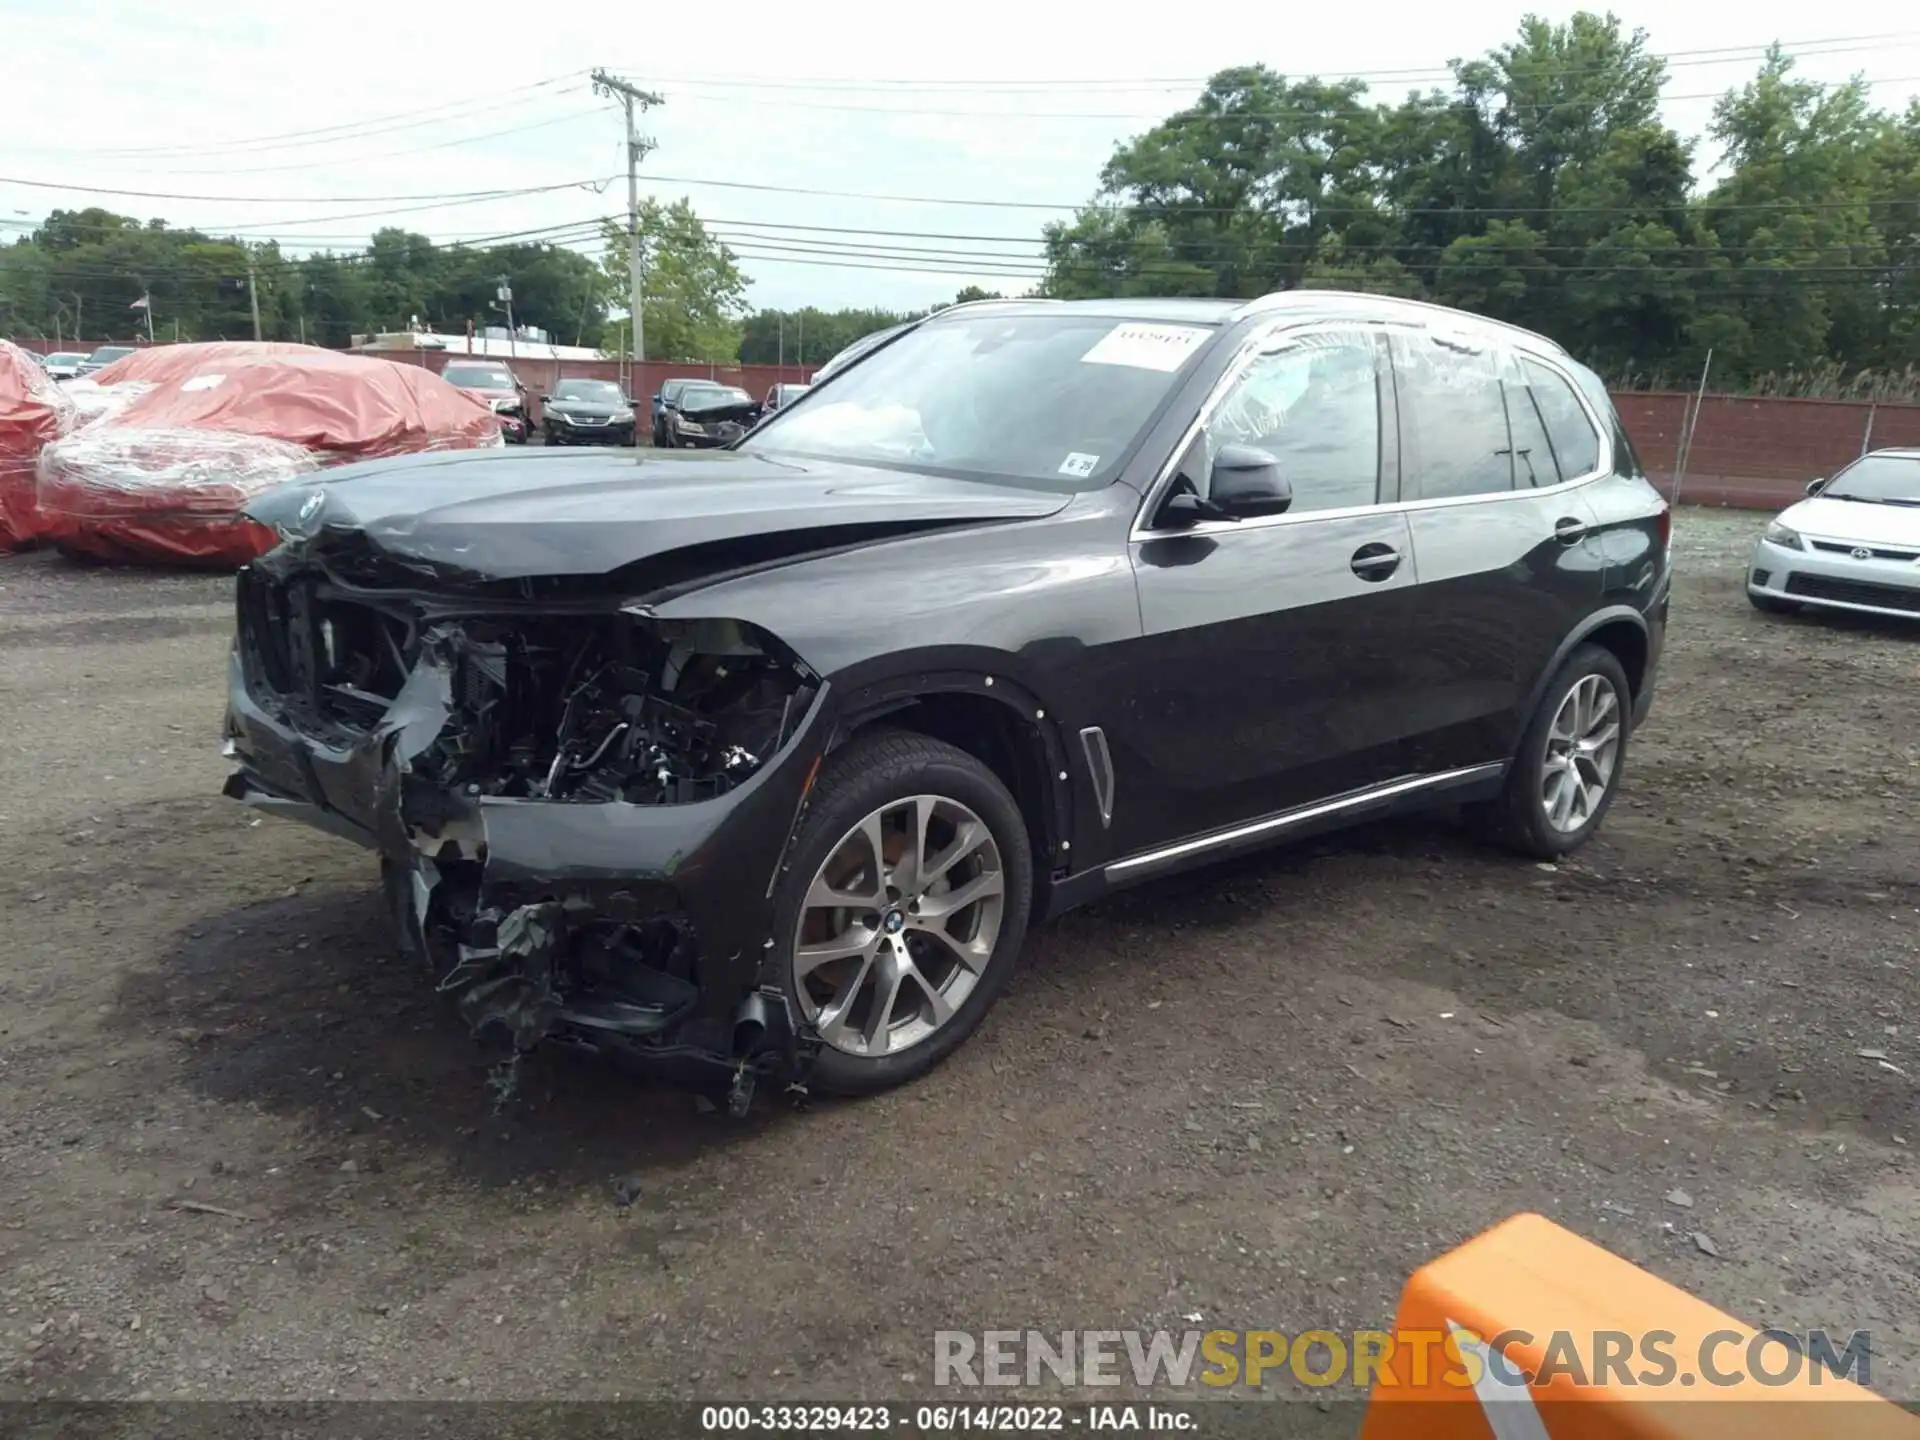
[
  {"xmin": 230, "ymin": 567, "xmax": 825, "ymax": 1109},
  {"xmin": 414, "ymin": 613, "xmax": 812, "ymax": 806},
  {"xmin": 238, "ymin": 570, "xmax": 817, "ymax": 806}
]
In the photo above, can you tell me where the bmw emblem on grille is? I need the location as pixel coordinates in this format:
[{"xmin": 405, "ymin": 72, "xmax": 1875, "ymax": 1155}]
[{"xmin": 1850, "ymin": 546, "xmax": 1873, "ymax": 560}]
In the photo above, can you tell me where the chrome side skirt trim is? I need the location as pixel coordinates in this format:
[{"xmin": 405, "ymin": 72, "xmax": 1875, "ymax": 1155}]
[{"xmin": 1104, "ymin": 761, "xmax": 1506, "ymax": 879}]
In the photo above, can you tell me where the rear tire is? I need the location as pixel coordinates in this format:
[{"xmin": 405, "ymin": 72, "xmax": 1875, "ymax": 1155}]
[
  {"xmin": 775, "ymin": 730, "xmax": 1034, "ymax": 1097},
  {"xmin": 1469, "ymin": 643, "xmax": 1631, "ymax": 860},
  {"xmin": 1749, "ymin": 590, "xmax": 1800, "ymax": 615}
]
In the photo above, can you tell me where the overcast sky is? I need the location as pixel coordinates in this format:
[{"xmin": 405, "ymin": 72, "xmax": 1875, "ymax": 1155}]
[{"xmin": 7, "ymin": 0, "xmax": 1918, "ymax": 321}]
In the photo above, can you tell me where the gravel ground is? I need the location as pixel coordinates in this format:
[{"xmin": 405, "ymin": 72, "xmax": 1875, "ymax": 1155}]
[{"xmin": 0, "ymin": 508, "xmax": 1914, "ymax": 1408}]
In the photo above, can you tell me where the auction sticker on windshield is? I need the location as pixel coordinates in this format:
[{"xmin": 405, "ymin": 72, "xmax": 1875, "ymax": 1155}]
[
  {"xmin": 1080, "ymin": 323, "xmax": 1210, "ymax": 372},
  {"xmin": 1058, "ymin": 452, "xmax": 1100, "ymax": 477}
]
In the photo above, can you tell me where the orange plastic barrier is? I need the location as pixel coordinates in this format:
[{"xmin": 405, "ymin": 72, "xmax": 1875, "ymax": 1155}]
[{"xmin": 1360, "ymin": 1212, "xmax": 1917, "ymax": 1439}]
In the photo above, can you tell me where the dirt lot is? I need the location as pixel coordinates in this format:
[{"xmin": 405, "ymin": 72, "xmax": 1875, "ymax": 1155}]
[{"xmin": 0, "ymin": 509, "xmax": 1914, "ymax": 1408}]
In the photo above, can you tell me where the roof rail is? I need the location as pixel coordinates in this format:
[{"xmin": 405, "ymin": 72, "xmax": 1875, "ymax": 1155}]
[
  {"xmin": 1228, "ymin": 289, "xmax": 1564, "ymax": 352},
  {"xmin": 930, "ymin": 296, "xmax": 1063, "ymax": 317}
]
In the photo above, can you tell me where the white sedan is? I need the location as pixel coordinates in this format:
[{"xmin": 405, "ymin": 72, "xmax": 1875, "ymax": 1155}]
[{"xmin": 1748, "ymin": 449, "xmax": 1920, "ymax": 620}]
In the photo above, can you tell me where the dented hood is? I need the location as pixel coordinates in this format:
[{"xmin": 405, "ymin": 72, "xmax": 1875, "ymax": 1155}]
[{"xmin": 245, "ymin": 446, "xmax": 1071, "ymax": 580}]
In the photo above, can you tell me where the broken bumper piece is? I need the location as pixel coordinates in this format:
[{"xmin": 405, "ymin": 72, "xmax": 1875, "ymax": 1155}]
[{"xmin": 221, "ymin": 623, "xmax": 829, "ymax": 1100}]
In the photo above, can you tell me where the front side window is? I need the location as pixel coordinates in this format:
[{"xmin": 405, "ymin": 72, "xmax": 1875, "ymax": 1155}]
[
  {"xmin": 1200, "ymin": 331, "xmax": 1382, "ymax": 513},
  {"xmin": 751, "ymin": 312, "xmax": 1214, "ymax": 489},
  {"xmin": 1392, "ymin": 331, "xmax": 1515, "ymax": 500}
]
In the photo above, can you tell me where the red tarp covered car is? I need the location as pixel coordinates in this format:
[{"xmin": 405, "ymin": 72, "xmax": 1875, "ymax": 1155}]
[
  {"xmin": 34, "ymin": 344, "xmax": 501, "ymax": 566},
  {"xmin": 0, "ymin": 340, "xmax": 75, "ymax": 552}
]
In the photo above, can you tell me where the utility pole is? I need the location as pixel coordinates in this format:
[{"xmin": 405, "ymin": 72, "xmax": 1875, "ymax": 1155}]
[
  {"xmin": 495, "ymin": 276, "xmax": 517, "ymax": 361},
  {"xmin": 590, "ymin": 70, "xmax": 662, "ymax": 372},
  {"xmin": 247, "ymin": 258, "xmax": 263, "ymax": 342}
]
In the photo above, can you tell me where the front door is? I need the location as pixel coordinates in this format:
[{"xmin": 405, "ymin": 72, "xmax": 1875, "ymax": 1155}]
[{"xmin": 1110, "ymin": 325, "xmax": 1427, "ymax": 857}]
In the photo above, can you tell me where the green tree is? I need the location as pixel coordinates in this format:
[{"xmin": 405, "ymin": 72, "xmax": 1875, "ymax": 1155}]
[
  {"xmin": 602, "ymin": 200, "xmax": 749, "ymax": 362},
  {"xmin": 737, "ymin": 306, "xmax": 909, "ymax": 365},
  {"xmin": 1695, "ymin": 48, "xmax": 1888, "ymax": 380}
]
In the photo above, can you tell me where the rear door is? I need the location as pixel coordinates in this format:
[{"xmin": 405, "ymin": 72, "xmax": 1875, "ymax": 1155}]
[
  {"xmin": 1114, "ymin": 323, "xmax": 1429, "ymax": 853},
  {"xmin": 1390, "ymin": 327, "xmax": 1605, "ymax": 773}
]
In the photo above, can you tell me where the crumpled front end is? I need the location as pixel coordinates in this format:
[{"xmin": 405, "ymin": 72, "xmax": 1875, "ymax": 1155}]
[{"xmin": 221, "ymin": 555, "xmax": 830, "ymax": 1107}]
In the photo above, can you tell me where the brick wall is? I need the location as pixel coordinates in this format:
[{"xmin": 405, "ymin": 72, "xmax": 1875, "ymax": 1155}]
[
  {"xmin": 10, "ymin": 334, "xmax": 1911, "ymax": 507},
  {"xmin": 1614, "ymin": 391, "xmax": 1907, "ymax": 508}
]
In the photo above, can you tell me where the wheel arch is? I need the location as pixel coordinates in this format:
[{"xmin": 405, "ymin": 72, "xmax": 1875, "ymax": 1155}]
[
  {"xmin": 830, "ymin": 672, "xmax": 1076, "ymax": 894},
  {"xmin": 1521, "ymin": 606, "xmax": 1650, "ymax": 732}
]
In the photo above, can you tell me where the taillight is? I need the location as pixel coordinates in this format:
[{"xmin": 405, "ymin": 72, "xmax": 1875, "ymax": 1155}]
[{"xmin": 1656, "ymin": 504, "xmax": 1672, "ymax": 556}]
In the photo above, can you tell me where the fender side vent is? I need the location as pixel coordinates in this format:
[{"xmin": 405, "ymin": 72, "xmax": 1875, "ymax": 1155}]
[{"xmin": 1079, "ymin": 726, "xmax": 1115, "ymax": 828}]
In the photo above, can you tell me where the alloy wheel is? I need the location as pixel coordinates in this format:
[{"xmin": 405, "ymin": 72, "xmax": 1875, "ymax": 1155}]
[
  {"xmin": 792, "ymin": 794, "xmax": 1006, "ymax": 1057},
  {"xmin": 1541, "ymin": 673, "xmax": 1621, "ymax": 833}
]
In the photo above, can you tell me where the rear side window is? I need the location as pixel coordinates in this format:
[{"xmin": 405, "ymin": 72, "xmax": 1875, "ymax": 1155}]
[
  {"xmin": 1501, "ymin": 362, "xmax": 1559, "ymax": 487},
  {"xmin": 1391, "ymin": 332, "xmax": 1513, "ymax": 499},
  {"xmin": 1521, "ymin": 358, "xmax": 1602, "ymax": 480}
]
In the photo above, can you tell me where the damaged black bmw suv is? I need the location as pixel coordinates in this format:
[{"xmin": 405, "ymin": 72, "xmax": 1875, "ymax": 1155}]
[{"xmin": 224, "ymin": 293, "xmax": 1670, "ymax": 1111}]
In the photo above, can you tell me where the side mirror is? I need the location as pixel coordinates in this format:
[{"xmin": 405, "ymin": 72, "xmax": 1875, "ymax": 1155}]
[
  {"xmin": 538, "ymin": 394, "xmax": 551, "ymax": 404},
  {"xmin": 1209, "ymin": 445, "xmax": 1292, "ymax": 518},
  {"xmin": 1806, "ymin": 476, "xmax": 1828, "ymax": 496},
  {"xmin": 1158, "ymin": 491, "xmax": 1216, "ymax": 527},
  {"xmin": 651, "ymin": 392, "xmax": 663, "ymax": 403}
]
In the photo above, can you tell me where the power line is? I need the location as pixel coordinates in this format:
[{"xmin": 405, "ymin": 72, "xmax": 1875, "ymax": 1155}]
[
  {"xmin": 21, "ymin": 72, "xmax": 590, "ymax": 159},
  {"xmin": 633, "ymin": 170, "xmax": 1920, "ymax": 217},
  {"xmin": 651, "ymin": 72, "xmax": 1920, "ymax": 122},
  {"xmin": 0, "ymin": 174, "xmax": 617, "ymax": 205},
  {"xmin": 80, "ymin": 102, "xmax": 603, "ymax": 178},
  {"xmin": 612, "ymin": 32, "xmax": 1920, "ymax": 91}
]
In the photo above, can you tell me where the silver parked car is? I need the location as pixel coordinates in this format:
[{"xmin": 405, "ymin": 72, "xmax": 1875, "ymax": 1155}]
[{"xmin": 1748, "ymin": 449, "xmax": 1920, "ymax": 620}]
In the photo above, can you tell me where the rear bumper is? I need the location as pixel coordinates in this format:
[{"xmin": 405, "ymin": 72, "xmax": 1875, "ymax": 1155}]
[
  {"xmin": 221, "ymin": 646, "xmax": 830, "ymax": 1094},
  {"xmin": 1633, "ymin": 581, "xmax": 1669, "ymax": 729}
]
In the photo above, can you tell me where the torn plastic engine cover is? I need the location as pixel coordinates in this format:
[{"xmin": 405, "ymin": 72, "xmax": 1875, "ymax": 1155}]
[{"xmin": 386, "ymin": 610, "xmax": 819, "ymax": 1089}]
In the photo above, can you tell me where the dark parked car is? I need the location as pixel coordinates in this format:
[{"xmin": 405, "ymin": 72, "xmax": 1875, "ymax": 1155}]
[
  {"xmin": 540, "ymin": 377, "xmax": 636, "ymax": 446},
  {"xmin": 224, "ymin": 293, "xmax": 1670, "ymax": 1113},
  {"xmin": 656, "ymin": 380, "xmax": 758, "ymax": 448},
  {"xmin": 440, "ymin": 360, "xmax": 531, "ymax": 443},
  {"xmin": 76, "ymin": 344, "xmax": 136, "ymax": 377},
  {"xmin": 650, "ymin": 377, "xmax": 705, "ymax": 445}
]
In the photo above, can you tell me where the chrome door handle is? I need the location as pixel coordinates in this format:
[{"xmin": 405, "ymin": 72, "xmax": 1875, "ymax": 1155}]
[
  {"xmin": 1350, "ymin": 543, "xmax": 1402, "ymax": 581},
  {"xmin": 1553, "ymin": 517, "xmax": 1589, "ymax": 545}
]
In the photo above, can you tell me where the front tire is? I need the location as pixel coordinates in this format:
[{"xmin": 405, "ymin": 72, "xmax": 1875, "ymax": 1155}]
[
  {"xmin": 775, "ymin": 730, "xmax": 1034, "ymax": 1096},
  {"xmin": 1470, "ymin": 643, "xmax": 1631, "ymax": 859}
]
